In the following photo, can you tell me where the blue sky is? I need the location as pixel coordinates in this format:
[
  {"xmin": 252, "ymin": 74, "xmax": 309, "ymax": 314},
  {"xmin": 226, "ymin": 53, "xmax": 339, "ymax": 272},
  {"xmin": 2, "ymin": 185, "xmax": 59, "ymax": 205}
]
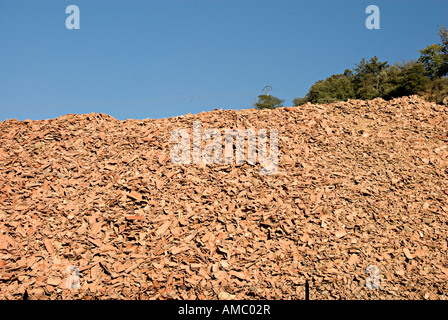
[{"xmin": 0, "ymin": 0, "xmax": 446, "ymax": 121}]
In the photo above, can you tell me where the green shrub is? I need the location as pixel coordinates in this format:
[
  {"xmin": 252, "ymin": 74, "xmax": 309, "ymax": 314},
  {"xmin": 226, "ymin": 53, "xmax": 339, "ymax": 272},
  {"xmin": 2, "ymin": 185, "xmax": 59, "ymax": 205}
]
[
  {"xmin": 254, "ymin": 94, "xmax": 285, "ymax": 109},
  {"xmin": 419, "ymin": 77, "xmax": 448, "ymax": 104},
  {"xmin": 383, "ymin": 61, "xmax": 429, "ymax": 99},
  {"xmin": 292, "ymin": 96, "xmax": 308, "ymax": 106},
  {"xmin": 292, "ymin": 25, "xmax": 448, "ymax": 106}
]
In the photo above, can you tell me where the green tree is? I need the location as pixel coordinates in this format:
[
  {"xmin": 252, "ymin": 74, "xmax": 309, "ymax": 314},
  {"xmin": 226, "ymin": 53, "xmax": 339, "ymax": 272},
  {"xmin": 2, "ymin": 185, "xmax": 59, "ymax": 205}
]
[
  {"xmin": 419, "ymin": 44, "xmax": 447, "ymax": 79},
  {"xmin": 293, "ymin": 25, "xmax": 448, "ymax": 106},
  {"xmin": 384, "ymin": 61, "xmax": 429, "ymax": 98},
  {"xmin": 380, "ymin": 61, "xmax": 426, "ymax": 98},
  {"xmin": 419, "ymin": 77, "xmax": 448, "ymax": 104},
  {"xmin": 438, "ymin": 24, "xmax": 448, "ymax": 49},
  {"xmin": 352, "ymin": 56, "xmax": 389, "ymax": 99},
  {"xmin": 418, "ymin": 25, "xmax": 448, "ymax": 78},
  {"xmin": 254, "ymin": 93, "xmax": 285, "ymax": 109},
  {"xmin": 292, "ymin": 69, "xmax": 355, "ymax": 105},
  {"xmin": 292, "ymin": 96, "xmax": 308, "ymax": 106},
  {"xmin": 307, "ymin": 73, "xmax": 355, "ymax": 104}
]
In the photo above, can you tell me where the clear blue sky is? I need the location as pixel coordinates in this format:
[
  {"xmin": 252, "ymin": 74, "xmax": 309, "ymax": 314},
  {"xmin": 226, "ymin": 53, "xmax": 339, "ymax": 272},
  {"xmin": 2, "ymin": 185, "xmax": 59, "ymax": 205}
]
[{"xmin": 0, "ymin": 0, "xmax": 446, "ymax": 121}]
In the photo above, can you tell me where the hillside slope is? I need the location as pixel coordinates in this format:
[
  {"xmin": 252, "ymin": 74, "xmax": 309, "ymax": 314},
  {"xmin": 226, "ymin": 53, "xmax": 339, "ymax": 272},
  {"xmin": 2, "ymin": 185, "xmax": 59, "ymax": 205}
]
[{"xmin": 0, "ymin": 95, "xmax": 447, "ymax": 299}]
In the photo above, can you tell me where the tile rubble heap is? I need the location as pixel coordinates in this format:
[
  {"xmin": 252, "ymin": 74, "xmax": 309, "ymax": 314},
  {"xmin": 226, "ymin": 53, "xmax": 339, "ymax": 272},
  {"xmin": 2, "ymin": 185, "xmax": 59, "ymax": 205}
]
[{"xmin": 0, "ymin": 95, "xmax": 447, "ymax": 300}]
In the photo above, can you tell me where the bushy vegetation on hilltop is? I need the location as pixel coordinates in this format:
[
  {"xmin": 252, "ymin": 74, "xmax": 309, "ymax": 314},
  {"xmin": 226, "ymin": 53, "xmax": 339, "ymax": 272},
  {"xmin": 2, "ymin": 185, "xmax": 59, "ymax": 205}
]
[
  {"xmin": 293, "ymin": 25, "xmax": 448, "ymax": 106},
  {"xmin": 254, "ymin": 93, "xmax": 285, "ymax": 110}
]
